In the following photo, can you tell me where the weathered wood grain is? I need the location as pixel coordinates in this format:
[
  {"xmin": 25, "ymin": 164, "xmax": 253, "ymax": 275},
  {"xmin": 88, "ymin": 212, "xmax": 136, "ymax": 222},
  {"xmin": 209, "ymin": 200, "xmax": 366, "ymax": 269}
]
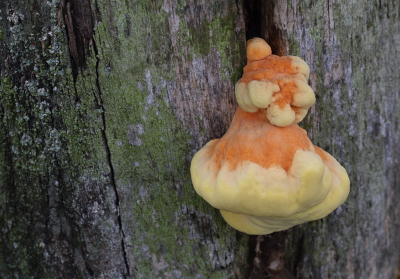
[
  {"xmin": 0, "ymin": 0, "xmax": 248, "ymax": 278},
  {"xmin": 0, "ymin": 0, "xmax": 399, "ymax": 278},
  {"xmin": 249, "ymin": 1, "xmax": 400, "ymax": 278}
]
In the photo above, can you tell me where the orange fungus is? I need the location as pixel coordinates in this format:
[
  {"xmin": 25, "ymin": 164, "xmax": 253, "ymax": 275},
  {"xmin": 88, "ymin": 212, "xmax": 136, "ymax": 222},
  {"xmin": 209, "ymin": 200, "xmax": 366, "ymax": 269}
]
[{"xmin": 190, "ymin": 38, "xmax": 350, "ymax": 235}]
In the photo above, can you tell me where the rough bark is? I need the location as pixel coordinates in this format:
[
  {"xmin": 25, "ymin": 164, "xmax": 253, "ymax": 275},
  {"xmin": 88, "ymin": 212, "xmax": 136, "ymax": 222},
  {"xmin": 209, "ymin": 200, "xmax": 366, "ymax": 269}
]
[
  {"xmin": 244, "ymin": 1, "xmax": 400, "ymax": 278},
  {"xmin": 0, "ymin": 0, "xmax": 248, "ymax": 278},
  {"xmin": 0, "ymin": 0, "xmax": 399, "ymax": 279}
]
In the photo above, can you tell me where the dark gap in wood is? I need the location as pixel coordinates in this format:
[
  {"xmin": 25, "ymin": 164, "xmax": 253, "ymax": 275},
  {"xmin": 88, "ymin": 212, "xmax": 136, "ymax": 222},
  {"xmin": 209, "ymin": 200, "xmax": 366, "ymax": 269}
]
[
  {"xmin": 292, "ymin": 233, "xmax": 305, "ymax": 277},
  {"xmin": 262, "ymin": 0, "xmax": 286, "ymax": 56},
  {"xmin": 245, "ymin": 235, "xmax": 258, "ymax": 279},
  {"xmin": 241, "ymin": 0, "xmax": 286, "ymax": 55},
  {"xmin": 246, "ymin": 234, "xmax": 294, "ymax": 279},
  {"xmin": 63, "ymin": 0, "xmax": 94, "ymax": 82},
  {"xmin": 242, "ymin": 0, "xmax": 263, "ymax": 40}
]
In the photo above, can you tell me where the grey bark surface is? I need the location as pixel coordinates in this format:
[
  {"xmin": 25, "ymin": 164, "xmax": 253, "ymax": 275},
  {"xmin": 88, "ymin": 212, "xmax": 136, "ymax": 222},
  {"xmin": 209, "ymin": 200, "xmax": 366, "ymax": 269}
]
[
  {"xmin": 0, "ymin": 0, "xmax": 399, "ymax": 279},
  {"xmin": 250, "ymin": 1, "xmax": 400, "ymax": 278},
  {"xmin": 0, "ymin": 0, "xmax": 248, "ymax": 278}
]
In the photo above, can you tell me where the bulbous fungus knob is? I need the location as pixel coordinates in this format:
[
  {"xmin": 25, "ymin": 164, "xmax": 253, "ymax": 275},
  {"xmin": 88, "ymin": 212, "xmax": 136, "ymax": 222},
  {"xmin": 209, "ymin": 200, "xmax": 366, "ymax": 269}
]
[{"xmin": 246, "ymin": 37, "xmax": 272, "ymax": 62}]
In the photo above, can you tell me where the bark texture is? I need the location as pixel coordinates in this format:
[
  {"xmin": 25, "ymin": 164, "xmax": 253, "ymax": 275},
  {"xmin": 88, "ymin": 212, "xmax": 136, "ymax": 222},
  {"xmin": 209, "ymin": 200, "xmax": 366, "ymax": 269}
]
[
  {"xmin": 0, "ymin": 0, "xmax": 247, "ymax": 278},
  {"xmin": 0, "ymin": 0, "xmax": 399, "ymax": 278},
  {"xmin": 246, "ymin": 1, "xmax": 400, "ymax": 278}
]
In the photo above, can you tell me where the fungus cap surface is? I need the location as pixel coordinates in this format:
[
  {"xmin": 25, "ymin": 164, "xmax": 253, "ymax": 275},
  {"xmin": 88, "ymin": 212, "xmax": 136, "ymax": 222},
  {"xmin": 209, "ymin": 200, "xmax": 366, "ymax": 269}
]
[
  {"xmin": 190, "ymin": 108, "xmax": 350, "ymax": 235},
  {"xmin": 190, "ymin": 38, "xmax": 349, "ymax": 235}
]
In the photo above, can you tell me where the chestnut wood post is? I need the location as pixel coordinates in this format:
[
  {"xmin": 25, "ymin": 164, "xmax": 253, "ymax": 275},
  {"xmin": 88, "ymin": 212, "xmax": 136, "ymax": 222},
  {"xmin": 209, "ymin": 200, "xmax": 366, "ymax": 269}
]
[{"xmin": 0, "ymin": 0, "xmax": 399, "ymax": 278}]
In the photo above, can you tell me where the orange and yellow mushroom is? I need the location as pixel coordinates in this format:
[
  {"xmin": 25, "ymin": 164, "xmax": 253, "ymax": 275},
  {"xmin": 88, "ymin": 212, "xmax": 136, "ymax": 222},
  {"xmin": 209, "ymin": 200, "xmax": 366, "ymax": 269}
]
[
  {"xmin": 236, "ymin": 37, "xmax": 315, "ymax": 127},
  {"xmin": 190, "ymin": 38, "xmax": 350, "ymax": 235}
]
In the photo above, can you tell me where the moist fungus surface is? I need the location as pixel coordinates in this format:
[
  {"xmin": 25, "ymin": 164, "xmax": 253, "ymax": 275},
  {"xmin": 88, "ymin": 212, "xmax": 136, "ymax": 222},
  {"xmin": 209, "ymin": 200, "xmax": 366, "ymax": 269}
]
[
  {"xmin": 190, "ymin": 38, "xmax": 350, "ymax": 235},
  {"xmin": 212, "ymin": 108, "xmax": 313, "ymax": 172},
  {"xmin": 235, "ymin": 38, "xmax": 315, "ymax": 127}
]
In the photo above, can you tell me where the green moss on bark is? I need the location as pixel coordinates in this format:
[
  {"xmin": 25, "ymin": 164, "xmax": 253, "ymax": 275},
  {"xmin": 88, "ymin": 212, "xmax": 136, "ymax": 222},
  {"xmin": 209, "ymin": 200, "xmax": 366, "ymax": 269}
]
[
  {"xmin": 91, "ymin": 0, "xmax": 247, "ymax": 277},
  {"xmin": 1, "ymin": 0, "xmax": 248, "ymax": 278}
]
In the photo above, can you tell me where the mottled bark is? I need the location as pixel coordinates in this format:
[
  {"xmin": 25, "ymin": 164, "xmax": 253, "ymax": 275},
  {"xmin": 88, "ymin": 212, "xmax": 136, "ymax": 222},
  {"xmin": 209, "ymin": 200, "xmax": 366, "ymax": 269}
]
[
  {"xmin": 246, "ymin": 1, "xmax": 400, "ymax": 278},
  {"xmin": 0, "ymin": 0, "xmax": 399, "ymax": 279},
  {"xmin": 0, "ymin": 0, "xmax": 247, "ymax": 278}
]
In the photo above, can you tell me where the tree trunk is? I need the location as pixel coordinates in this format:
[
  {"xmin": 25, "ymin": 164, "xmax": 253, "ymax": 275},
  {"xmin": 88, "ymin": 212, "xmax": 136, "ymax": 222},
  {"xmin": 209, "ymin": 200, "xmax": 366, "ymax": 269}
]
[
  {"xmin": 0, "ymin": 0, "xmax": 399, "ymax": 279},
  {"xmin": 244, "ymin": 0, "xmax": 400, "ymax": 278}
]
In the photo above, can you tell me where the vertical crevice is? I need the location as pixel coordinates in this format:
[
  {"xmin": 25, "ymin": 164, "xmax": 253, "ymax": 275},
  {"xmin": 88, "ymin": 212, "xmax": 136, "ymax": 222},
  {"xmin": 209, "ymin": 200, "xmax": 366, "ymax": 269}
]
[
  {"xmin": 292, "ymin": 233, "xmax": 305, "ymax": 277},
  {"xmin": 62, "ymin": 0, "xmax": 94, "ymax": 82},
  {"xmin": 245, "ymin": 235, "xmax": 258, "ymax": 278},
  {"xmin": 241, "ymin": 0, "xmax": 263, "ymax": 40},
  {"xmin": 246, "ymin": 235, "xmax": 293, "ymax": 279},
  {"xmin": 262, "ymin": 0, "xmax": 286, "ymax": 56},
  {"xmin": 92, "ymin": 37, "xmax": 131, "ymax": 279},
  {"xmin": 62, "ymin": 0, "xmax": 131, "ymax": 275},
  {"xmin": 241, "ymin": 0, "xmax": 286, "ymax": 55}
]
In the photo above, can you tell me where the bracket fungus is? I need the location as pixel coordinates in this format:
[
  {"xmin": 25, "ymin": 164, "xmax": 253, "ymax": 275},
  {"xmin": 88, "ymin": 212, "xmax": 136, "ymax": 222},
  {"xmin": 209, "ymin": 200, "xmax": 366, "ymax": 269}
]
[{"xmin": 190, "ymin": 38, "xmax": 350, "ymax": 235}]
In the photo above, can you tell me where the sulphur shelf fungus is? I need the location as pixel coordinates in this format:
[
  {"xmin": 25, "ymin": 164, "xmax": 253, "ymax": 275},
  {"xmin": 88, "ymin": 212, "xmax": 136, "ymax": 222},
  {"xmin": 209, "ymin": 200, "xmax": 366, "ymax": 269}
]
[
  {"xmin": 190, "ymin": 38, "xmax": 350, "ymax": 235},
  {"xmin": 236, "ymin": 38, "xmax": 315, "ymax": 127}
]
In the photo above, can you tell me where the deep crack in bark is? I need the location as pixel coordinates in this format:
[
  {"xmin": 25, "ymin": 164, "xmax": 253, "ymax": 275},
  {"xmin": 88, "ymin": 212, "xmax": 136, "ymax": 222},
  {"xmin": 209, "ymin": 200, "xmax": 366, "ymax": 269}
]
[
  {"xmin": 242, "ymin": 0, "xmax": 286, "ymax": 55},
  {"xmin": 62, "ymin": 0, "xmax": 131, "ymax": 275},
  {"xmin": 92, "ymin": 38, "xmax": 131, "ymax": 278}
]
